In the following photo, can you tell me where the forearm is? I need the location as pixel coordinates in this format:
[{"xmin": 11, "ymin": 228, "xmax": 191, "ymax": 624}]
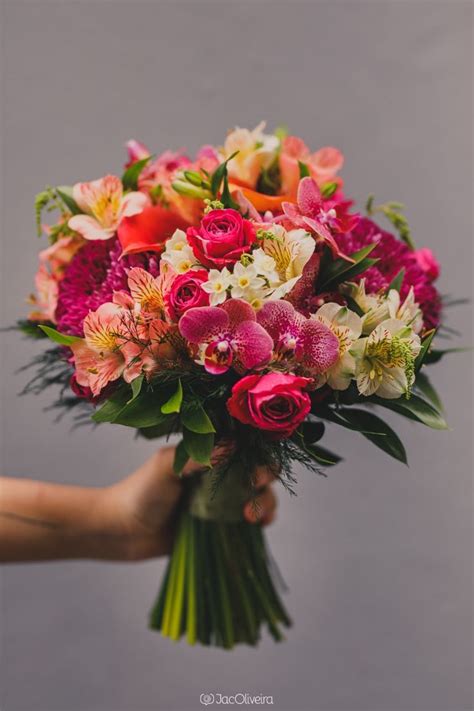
[{"xmin": 0, "ymin": 477, "xmax": 126, "ymax": 562}]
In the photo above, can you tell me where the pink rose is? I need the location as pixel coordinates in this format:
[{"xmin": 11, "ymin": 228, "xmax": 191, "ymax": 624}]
[
  {"xmin": 413, "ymin": 248, "xmax": 440, "ymax": 282},
  {"xmin": 165, "ymin": 269, "xmax": 210, "ymax": 321},
  {"xmin": 227, "ymin": 372, "xmax": 311, "ymax": 438},
  {"xmin": 186, "ymin": 209, "xmax": 256, "ymax": 268}
]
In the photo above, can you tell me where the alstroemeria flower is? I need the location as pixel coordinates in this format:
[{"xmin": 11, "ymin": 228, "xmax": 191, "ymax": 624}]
[
  {"xmin": 258, "ymin": 225, "xmax": 316, "ymax": 299},
  {"xmin": 124, "ymin": 139, "xmax": 151, "ymax": 167},
  {"xmin": 69, "ymin": 175, "xmax": 149, "ymax": 241},
  {"xmin": 257, "ymin": 300, "xmax": 340, "ymax": 376},
  {"xmin": 71, "ymin": 302, "xmax": 139, "ymax": 396},
  {"xmin": 179, "ymin": 299, "xmax": 273, "ymax": 375},
  {"xmin": 279, "ymin": 177, "xmax": 355, "ymax": 261},
  {"xmin": 351, "ymin": 319, "xmax": 421, "ymax": 399},
  {"xmin": 222, "ymin": 122, "xmax": 279, "ymax": 189},
  {"xmin": 313, "ymin": 303, "xmax": 363, "ymax": 390},
  {"xmin": 279, "ymin": 137, "xmax": 344, "ymax": 195},
  {"xmin": 126, "ymin": 266, "xmax": 175, "ymax": 318},
  {"xmin": 28, "ymin": 264, "xmax": 59, "ymax": 323}
]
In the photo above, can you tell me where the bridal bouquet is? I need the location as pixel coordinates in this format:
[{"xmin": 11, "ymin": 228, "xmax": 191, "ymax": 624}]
[{"xmin": 21, "ymin": 123, "xmax": 452, "ymax": 649}]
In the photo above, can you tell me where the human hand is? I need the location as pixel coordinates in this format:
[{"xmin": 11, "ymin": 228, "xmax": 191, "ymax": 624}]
[{"xmin": 99, "ymin": 445, "xmax": 278, "ymax": 561}]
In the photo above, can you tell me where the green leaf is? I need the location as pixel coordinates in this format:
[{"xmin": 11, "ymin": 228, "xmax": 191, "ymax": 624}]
[
  {"xmin": 424, "ymin": 346, "xmax": 470, "ymax": 365},
  {"xmin": 321, "ymin": 181, "xmax": 338, "ymax": 199},
  {"xmin": 415, "ymin": 329, "xmax": 436, "ymax": 371},
  {"xmin": 91, "ymin": 388, "xmax": 131, "ymax": 423},
  {"xmin": 173, "ymin": 440, "xmax": 190, "ymax": 475},
  {"xmin": 305, "ymin": 444, "xmax": 342, "ymax": 466},
  {"xmin": 128, "ymin": 374, "xmax": 144, "ymax": 403},
  {"xmin": 181, "ymin": 404, "xmax": 215, "ymax": 434},
  {"xmin": 161, "ymin": 379, "xmax": 183, "ymax": 414},
  {"xmin": 210, "ymin": 152, "xmax": 238, "ymax": 196},
  {"xmin": 370, "ymin": 394, "xmax": 448, "ymax": 430},
  {"xmin": 387, "ymin": 268, "xmax": 405, "ymax": 293},
  {"xmin": 38, "ymin": 325, "xmax": 81, "ymax": 346},
  {"xmin": 298, "ymin": 161, "xmax": 310, "ymax": 178},
  {"xmin": 334, "ymin": 408, "xmax": 407, "ymax": 464},
  {"xmin": 183, "ymin": 429, "xmax": 214, "ymax": 465},
  {"xmin": 56, "ymin": 186, "xmax": 82, "ymax": 215},
  {"xmin": 319, "ymin": 243, "xmax": 378, "ymax": 289},
  {"xmin": 414, "ymin": 371, "xmax": 444, "ymax": 413},
  {"xmin": 299, "ymin": 420, "xmax": 325, "ymax": 444},
  {"xmin": 121, "ymin": 156, "xmax": 152, "ymax": 191},
  {"xmin": 137, "ymin": 420, "xmax": 176, "ymax": 440}
]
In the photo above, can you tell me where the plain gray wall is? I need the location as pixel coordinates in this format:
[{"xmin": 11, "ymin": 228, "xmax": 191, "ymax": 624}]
[{"xmin": 1, "ymin": 2, "xmax": 472, "ymax": 710}]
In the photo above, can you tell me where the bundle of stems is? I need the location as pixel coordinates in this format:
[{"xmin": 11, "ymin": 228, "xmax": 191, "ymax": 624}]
[{"xmin": 149, "ymin": 467, "xmax": 291, "ymax": 649}]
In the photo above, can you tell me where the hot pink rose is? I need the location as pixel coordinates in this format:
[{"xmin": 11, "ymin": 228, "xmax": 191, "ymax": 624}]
[
  {"xmin": 227, "ymin": 372, "xmax": 311, "ymax": 438},
  {"xmin": 186, "ymin": 209, "xmax": 256, "ymax": 268},
  {"xmin": 413, "ymin": 247, "xmax": 440, "ymax": 282},
  {"xmin": 165, "ymin": 269, "xmax": 210, "ymax": 321}
]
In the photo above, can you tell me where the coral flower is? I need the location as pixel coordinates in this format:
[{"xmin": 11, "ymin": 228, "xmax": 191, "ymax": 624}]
[
  {"xmin": 279, "ymin": 137, "xmax": 344, "ymax": 195},
  {"xmin": 118, "ymin": 204, "xmax": 190, "ymax": 256},
  {"xmin": 179, "ymin": 299, "xmax": 273, "ymax": 375},
  {"xmin": 69, "ymin": 175, "xmax": 149, "ymax": 241}
]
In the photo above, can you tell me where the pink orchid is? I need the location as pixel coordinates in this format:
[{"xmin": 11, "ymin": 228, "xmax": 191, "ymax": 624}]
[
  {"xmin": 178, "ymin": 299, "xmax": 273, "ymax": 375},
  {"xmin": 257, "ymin": 300, "xmax": 339, "ymax": 376},
  {"xmin": 69, "ymin": 175, "xmax": 149, "ymax": 241},
  {"xmin": 280, "ymin": 177, "xmax": 355, "ymax": 261}
]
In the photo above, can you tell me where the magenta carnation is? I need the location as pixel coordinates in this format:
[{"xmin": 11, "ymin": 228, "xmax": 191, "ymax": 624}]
[
  {"xmin": 55, "ymin": 237, "xmax": 160, "ymax": 336},
  {"xmin": 334, "ymin": 218, "xmax": 441, "ymax": 329}
]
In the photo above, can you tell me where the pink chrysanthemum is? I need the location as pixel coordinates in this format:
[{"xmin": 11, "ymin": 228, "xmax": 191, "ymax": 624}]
[
  {"xmin": 56, "ymin": 237, "xmax": 159, "ymax": 336},
  {"xmin": 334, "ymin": 218, "xmax": 441, "ymax": 330}
]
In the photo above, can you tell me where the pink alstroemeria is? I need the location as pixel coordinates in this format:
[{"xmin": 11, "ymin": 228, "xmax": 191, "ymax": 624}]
[
  {"xmin": 179, "ymin": 299, "xmax": 273, "ymax": 375},
  {"xmin": 125, "ymin": 139, "xmax": 151, "ymax": 167},
  {"xmin": 257, "ymin": 300, "xmax": 340, "ymax": 376},
  {"xmin": 279, "ymin": 137, "xmax": 344, "ymax": 195},
  {"xmin": 71, "ymin": 302, "xmax": 140, "ymax": 396},
  {"xmin": 69, "ymin": 175, "xmax": 149, "ymax": 241},
  {"xmin": 280, "ymin": 177, "xmax": 356, "ymax": 261}
]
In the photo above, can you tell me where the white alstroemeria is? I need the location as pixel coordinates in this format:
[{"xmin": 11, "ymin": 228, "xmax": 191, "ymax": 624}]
[
  {"xmin": 161, "ymin": 229, "xmax": 199, "ymax": 274},
  {"xmin": 351, "ymin": 318, "xmax": 421, "ymax": 399},
  {"xmin": 387, "ymin": 287, "xmax": 423, "ymax": 334},
  {"xmin": 201, "ymin": 268, "xmax": 232, "ymax": 305},
  {"xmin": 221, "ymin": 122, "xmax": 279, "ymax": 189},
  {"xmin": 250, "ymin": 248, "xmax": 279, "ymax": 285},
  {"xmin": 313, "ymin": 303, "xmax": 363, "ymax": 390},
  {"xmin": 342, "ymin": 279, "xmax": 389, "ymax": 334},
  {"xmin": 259, "ymin": 225, "xmax": 316, "ymax": 300},
  {"xmin": 229, "ymin": 262, "xmax": 266, "ymax": 299}
]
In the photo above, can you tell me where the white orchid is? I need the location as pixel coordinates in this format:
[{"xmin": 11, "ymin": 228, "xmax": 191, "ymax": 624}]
[
  {"xmin": 351, "ymin": 318, "xmax": 421, "ymax": 399},
  {"xmin": 161, "ymin": 229, "xmax": 199, "ymax": 274},
  {"xmin": 201, "ymin": 268, "xmax": 232, "ymax": 305},
  {"xmin": 313, "ymin": 303, "xmax": 363, "ymax": 390}
]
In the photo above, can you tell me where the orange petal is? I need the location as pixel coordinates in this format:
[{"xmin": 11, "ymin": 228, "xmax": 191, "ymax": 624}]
[{"xmin": 235, "ymin": 186, "xmax": 296, "ymax": 213}]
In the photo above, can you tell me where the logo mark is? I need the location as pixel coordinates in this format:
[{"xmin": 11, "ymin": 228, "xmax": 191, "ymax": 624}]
[{"xmin": 200, "ymin": 693, "xmax": 214, "ymax": 705}]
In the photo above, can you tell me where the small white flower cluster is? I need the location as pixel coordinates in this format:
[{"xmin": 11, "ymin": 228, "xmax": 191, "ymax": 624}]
[{"xmin": 161, "ymin": 225, "xmax": 316, "ymax": 308}]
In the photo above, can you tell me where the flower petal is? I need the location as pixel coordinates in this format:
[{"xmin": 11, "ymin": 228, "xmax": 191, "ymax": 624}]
[
  {"xmin": 300, "ymin": 320, "xmax": 340, "ymax": 374},
  {"xmin": 233, "ymin": 321, "xmax": 273, "ymax": 370},
  {"xmin": 68, "ymin": 215, "xmax": 114, "ymax": 241},
  {"xmin": 178, "ymin": 306, "xmax": 229, "ymax": 344},
  {"xmin": 220, "ymin": 298, "xmax": 256, "ymax": 328}
]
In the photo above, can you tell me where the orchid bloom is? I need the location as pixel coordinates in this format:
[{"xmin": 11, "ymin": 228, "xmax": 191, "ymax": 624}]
[
  {"xmin": 350, "ymin": 319, "xmax": 421, "ymax": 399},
  {"xmin": 313, "ymin": 303, "xmax": 363, "ymax": 390},
  {"xmin": 257, "ymin": 300, "xmax": 340, "ymax": 376},
  {"xmin": 178, "ymin": 299, "xmax": 273, "ymax": 375},
  {"xmin": 280, "ymin": 177, "xmax": 354, "ymax": 261},
  {"xmin": 69, "ymin": 175, "xmax": 149, "ymax": 241}
]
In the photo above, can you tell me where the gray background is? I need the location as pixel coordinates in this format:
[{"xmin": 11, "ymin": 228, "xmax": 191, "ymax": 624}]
[{"xmin": 0, "ymin": 2, "xmax": 472, "ymax": 710}]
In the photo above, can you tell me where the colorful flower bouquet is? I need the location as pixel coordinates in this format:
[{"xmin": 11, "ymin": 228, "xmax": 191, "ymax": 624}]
[{"xmin": 21, "ymin": 123, "xmax": 453, "ymax": 649}]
